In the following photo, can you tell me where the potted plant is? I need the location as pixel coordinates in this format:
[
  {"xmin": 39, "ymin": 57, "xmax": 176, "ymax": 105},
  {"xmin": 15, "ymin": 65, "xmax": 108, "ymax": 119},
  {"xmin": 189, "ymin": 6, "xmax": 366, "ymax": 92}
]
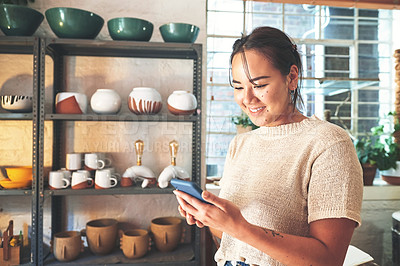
[
  {"xmin": 231, "ymin": 112, "xmax": 259, "ymax": 134},
  {"xmin": 355, "ymin": 112, "xmax": 400, "ymax": 185}
]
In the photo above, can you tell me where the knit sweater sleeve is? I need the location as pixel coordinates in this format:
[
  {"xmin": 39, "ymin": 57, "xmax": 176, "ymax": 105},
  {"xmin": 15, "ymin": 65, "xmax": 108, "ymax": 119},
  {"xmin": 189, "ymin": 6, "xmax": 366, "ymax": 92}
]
[{"xmin": 308, "ymin": 136, "xmax": 363, "ymax": 227}]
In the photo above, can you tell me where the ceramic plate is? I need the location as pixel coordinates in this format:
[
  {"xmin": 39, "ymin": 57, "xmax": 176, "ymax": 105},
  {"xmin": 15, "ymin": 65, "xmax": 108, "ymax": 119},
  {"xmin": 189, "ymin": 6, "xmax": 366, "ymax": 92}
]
[{"xmin": 0, "ymin": 179, "xmax": 32, "ymax": 189}]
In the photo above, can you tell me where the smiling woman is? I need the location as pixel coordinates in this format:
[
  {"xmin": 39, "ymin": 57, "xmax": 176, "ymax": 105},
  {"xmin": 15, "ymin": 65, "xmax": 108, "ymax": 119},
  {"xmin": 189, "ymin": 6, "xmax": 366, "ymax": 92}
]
[{"xmin": 175, "ymin": 26, "xmax": 364, "ymax": 266}]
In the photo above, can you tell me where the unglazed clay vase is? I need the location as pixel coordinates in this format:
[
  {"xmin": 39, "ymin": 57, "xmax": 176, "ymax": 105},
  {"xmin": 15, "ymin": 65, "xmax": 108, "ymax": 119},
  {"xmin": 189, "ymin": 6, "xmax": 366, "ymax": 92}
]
[
  {"xmin": 119, "ymin": 229, "xmax": 149, "ymax": 259},
  {"xmin": 85, "ymin": 218, "xmax": 118, "ymax": 255},
  {"xmin": 55, "ymin": 92, "xmax": 88, "ymax": 114},
  {"xmin": 90, "ymin": 89, "xmax": 121, "ymax": 114},
  {"xmin": 53, "ymin": 231, "xmax": 84, "ymax": 262},
  {"xmin": 167, "ymin": 90, "xmax": 197, "ymax": 115},
  {"xmin": 150, "ymin": 217, "xmax": 182, "ymax": 252},
  {"xmin": 128, "ymin": 87, "xmax": 162, "ymax": 115}
]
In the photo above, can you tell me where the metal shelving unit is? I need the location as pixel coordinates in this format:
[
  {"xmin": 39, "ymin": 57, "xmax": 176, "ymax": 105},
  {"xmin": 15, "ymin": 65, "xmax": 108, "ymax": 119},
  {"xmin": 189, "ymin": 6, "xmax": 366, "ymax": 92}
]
[
  {"xmin": 37, "ymin": 38, "xmax": 202, "ymax": 265},
  {"xmin": 0, "ymin": 36, "xmax": 44, "ymax": 265}
]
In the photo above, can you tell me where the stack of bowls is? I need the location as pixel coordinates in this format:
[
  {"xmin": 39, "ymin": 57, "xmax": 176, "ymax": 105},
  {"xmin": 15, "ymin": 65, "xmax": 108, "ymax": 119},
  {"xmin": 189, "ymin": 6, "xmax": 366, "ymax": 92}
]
[
  {"xmin": 45, "ymin": 7, "xmax": 104, "ymax": 39},
  {"xmin": 0, "ymin": 166, "xmax": 32, "ymax": 189},
  {"xmin": 107, "ymin": 17, "xmax": 153, "ymax": 41},
  {"xmin": 0, "ymin": 4, "xmax": 44, "ymax": 36}
]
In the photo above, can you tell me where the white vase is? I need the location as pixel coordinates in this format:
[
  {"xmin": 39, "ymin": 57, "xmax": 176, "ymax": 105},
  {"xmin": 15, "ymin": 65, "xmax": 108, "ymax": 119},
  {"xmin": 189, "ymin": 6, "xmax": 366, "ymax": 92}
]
[
  {"xmin": 167, "ymin": 90, "xmax": 197, "ymax": 115},
  {"xmin": 90, "ymin": 89, "xmax": 121, "ymax": 114},
  {"xmin": 128, "ymin": 87, "xmax": 162, "ymax": 115}
]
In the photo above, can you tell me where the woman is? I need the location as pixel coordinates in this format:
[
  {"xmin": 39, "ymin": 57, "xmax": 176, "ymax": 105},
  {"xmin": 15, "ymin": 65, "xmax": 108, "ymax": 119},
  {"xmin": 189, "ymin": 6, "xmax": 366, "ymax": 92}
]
[{"xmin": 174, "ymin": 26, "xmax": 363, "ymax": 266}]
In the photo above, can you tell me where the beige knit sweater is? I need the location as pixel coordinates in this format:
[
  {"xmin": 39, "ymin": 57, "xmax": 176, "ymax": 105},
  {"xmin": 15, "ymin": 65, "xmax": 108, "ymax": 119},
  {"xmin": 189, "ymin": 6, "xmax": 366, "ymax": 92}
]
[{"xmin": 214, "ymin": 115, "xmax": 363, "ymax": 266}]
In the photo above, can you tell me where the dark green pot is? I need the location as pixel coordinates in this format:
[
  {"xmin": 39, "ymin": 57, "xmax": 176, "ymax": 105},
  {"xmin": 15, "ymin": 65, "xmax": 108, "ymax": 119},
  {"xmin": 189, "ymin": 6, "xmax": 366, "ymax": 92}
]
[
  {"xmin": 159, "ymin": 23, "xmax": 199, "ymax": 43},
  {"xmin": 45, "ymin": 7, "xmax": 104, "ymax": 39},
  {"xmin": 107, "ymin": 17, "xmax": 153, "ymax": 41},
  {"xmin": 0, "ymin": 4, "xmax": 44, "ymax": 36}
]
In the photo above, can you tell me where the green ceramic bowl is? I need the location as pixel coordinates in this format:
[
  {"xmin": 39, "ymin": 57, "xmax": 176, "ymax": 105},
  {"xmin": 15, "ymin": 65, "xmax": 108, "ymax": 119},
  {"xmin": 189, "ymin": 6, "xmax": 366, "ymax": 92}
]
[
  {"xmin": 159, "ymin": 23, "xmax": 200, "ymax": 43},
  {"xmin": 0, "ymin": 4, "xmax": 44, "ymax": 36},
  {"xmin": 45, "ymin": 7, "xmax": 104, "ymax": 39},
  {"xmin": 107, "ymin": 17, "xmax": 153, "ymax": 41}
]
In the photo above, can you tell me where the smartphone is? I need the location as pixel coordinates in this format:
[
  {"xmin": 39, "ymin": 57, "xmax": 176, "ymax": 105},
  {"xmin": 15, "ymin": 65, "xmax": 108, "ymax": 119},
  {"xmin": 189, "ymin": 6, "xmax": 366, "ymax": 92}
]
[{"xmin": 170, "ymin": 178, "xmax": 209, "ymax": 204}]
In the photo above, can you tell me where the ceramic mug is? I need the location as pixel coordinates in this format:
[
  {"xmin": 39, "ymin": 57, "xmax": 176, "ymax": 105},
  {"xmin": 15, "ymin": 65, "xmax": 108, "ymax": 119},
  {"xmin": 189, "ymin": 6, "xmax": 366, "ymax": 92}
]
[
  {"xmin": 84, "ymin": 218, "xmax": 118, "ymax": 255},
  {"xmin": 66, "ymin": 153, "xmax": 82, "ymax": 171},
  {"xmin": 49, "ymin": 171, "xmax": 70, "ymax": 190},
  {"xmin": 71, "ymin": 171, "xmax": 93, "ymax": 189},
  {"xmin": 84, "ymin": 153, "xmax": 106, "ymax": 171},
  {"xmin": 53, "ymin": 231, "xmax": 84, "ymax": 262},
  {"xmin": 150, "ymin": 217, "xmax": 182, "ymax": 252},
  {"xmin": 119, "ymin": 229, "xmax": 149, "ymax": 259},
  {"xmin": 97, "ymin": 153, "xmax": 112, "ymax": 167},
  {"xmin": 95, "ymin": 169, "xmax": 118, "ymax": 189},
  {"xmin": 58, "ymin": 168, "xmax": 71, "ymax": 182}
]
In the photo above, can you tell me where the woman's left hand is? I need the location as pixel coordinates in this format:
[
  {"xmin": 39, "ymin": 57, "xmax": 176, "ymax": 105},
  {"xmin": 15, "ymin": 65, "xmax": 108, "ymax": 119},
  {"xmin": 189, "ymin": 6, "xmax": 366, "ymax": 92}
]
[{"xmin": 173, "ymin": 190, "xmax": 248, "ymax": 238}]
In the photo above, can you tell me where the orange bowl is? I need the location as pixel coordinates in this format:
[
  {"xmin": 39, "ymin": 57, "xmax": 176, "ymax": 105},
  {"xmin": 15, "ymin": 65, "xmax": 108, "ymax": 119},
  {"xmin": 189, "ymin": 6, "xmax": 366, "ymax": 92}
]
[
  {"xmin": 5, "ymin": 166, "xmax": 33, "ymax": 182},
  {"xmin": 0, "ymin": 179, "xmax": 32, "ymax": 189}
]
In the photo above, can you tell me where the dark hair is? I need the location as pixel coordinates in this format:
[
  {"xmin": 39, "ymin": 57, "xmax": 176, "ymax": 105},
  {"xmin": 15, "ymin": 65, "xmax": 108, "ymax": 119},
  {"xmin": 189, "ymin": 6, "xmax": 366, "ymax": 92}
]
[{"xmin": 230, "ymin": 26, "xmax": 304, "ymax": 112}]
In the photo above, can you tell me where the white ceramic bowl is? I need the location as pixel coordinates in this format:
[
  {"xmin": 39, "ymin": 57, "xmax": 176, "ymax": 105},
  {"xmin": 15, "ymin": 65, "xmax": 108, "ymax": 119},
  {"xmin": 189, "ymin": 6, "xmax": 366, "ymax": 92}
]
[
  {"xmin": 128, "ymin": 87, "xmax": 162, "ymax": 115},
  {"xmin": 90, "ymin": 89, "xmax": 121, "ymax": 114},
  {"xmin": 55, "ymin": 92, "xmax": 88, "ymax": 114},
  {"xmin": 1, "ymin": 95, "xmax": 33, "ymax": 112},
  {"xmin": 167, "ymin": 90, "xmax": 197, "ymax": 115}
]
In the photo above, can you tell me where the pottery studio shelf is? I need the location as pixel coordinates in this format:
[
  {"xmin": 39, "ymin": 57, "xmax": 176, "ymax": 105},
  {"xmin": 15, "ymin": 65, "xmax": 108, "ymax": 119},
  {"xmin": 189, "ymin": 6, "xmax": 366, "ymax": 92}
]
[
  {"xmin": 0, "ymin": 188, "xmax": 32, "ymax": 196},
  {"xmin": 0, "ymin": 113, "xmax": 33, "ymax": 120},
  {"xmin": 44, "ymin": 186, "xmax": 175, "ymax": 196},
  {"xmin": 43, "ymin": 243, "xmax": 196, "ymax": 266},
  {"xmin": 44, "ymin": 113, "xmax": 199, "ymax": 122}
]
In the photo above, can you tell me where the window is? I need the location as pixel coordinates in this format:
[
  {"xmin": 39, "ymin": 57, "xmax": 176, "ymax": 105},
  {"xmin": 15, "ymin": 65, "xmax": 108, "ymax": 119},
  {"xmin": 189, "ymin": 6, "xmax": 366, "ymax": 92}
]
[{"xmin": 206, "ymin": 0, "xmax": 398, "ymax": 177}]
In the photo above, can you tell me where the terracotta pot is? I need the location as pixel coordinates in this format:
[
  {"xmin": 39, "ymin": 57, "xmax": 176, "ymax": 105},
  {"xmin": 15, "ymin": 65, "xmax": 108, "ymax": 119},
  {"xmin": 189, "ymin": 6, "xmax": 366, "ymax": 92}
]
[
  {"xmin": 128, "ymin": 87, "xmax": 162, "ymax": 115},
  {"xmin": 85, "ymin": 218, "xmax": 118, "ymax": 255},
  {"xmin": 167, "ymin": 90, "xmax": 197, "ymax": 115},
  {"xmin": 150, "ymin": 217, "xmax": 182, "ymax": 252},
  {"xmin": 361, "ymin": 163, "xmax": 377, "ymax": 186},
  {"xmin": 90, "ymin": 89, "xmax": 121, "ymax": 114},
  {"xmin": 119, "ymin": 229, "xmax": 149, "ymax": 259},
  {"xmin": 53, "ymin": 231, "xmax": 83, "ymax": 262}
]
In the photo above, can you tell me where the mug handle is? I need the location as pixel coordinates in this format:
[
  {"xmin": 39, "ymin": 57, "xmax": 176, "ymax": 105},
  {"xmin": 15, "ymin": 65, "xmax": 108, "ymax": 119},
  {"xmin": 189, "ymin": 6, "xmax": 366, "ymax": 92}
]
[
  {"xmin": 97, "ymin": 160, "xmax": 105, "ymax": 169},
  {"xmin": 62, "ymin": 178, "xmax": 70, "ymax": 188},
  {"xmin": 87, "ymin": 177, "xmax": 94, "ymax": 187},
  {"xmin": 104, "ymin": 158, "xmax": 112, "ymax": 167},
  {"xmin": 110, "ymin": 177, "xmax": 118, "ymax": 187},
  {"xmin": 112, "ymin": 173, "xmax": 121, "ymax": 179}
]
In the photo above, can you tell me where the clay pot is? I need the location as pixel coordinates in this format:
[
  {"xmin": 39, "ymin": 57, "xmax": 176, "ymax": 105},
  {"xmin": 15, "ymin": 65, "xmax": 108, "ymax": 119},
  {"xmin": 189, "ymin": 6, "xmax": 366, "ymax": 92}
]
[
  {"xmin": 167, "ymin": 90, "xmax": 197, "ymax": 115},
  {"xmin": 90, "ymin": 89, "xmax": 121, "ymax": 114},
  {"xmin": 53, "ymin": 231, "xmax": 84, "ymax": 262},
  {"xmin": 84, "ymin": 218, "xmax": 118, "ymax": 255},
  {"xmin": 119, "ymin": 229, "xmax": 149, "ymax": 259},
  {"xmin": 128, "ymin": 87, "xmax": 162, "ymax": 115},
  {"xmin": 361, "ymin": 163, "xmax": 377, "ymax": 186},
  {"xmin": 55, "ymin": 92, "xmax": 87, "ymax": 114},
  {"xmin": 150, "ymin": 217, "xmax": 182, "ymax": 252}
]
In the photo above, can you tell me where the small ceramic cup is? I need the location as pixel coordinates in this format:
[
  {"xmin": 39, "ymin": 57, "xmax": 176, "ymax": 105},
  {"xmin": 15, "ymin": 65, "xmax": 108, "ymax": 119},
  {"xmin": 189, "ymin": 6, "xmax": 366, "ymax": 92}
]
[
  {"xmin": 49, "ymin": 171, "xmax": 70, "ymax": 190},
  {"xmin": 83, "ymin": 218, "xmax": 118, "ymax": 255},
  {"xmin": 150, "ymin": 217, "xmax": 182, "ymax": 252},
  {"xmin": 95, "ymin": 169, "xmax": 118, "ymax": 189},
  {"xmin": 84, "ymin": 153, "xmax": 106, "ymax": 171},
  {"xmin": 119, "ymin": 229, "xmax": 149, "ymax": 259},
  {"xmin": 71, "ymin": 171, "xmax": 93, "ymax": 189},
  {"xmin": 53, "ymin": 231, "xmax": 84, "ymax": 262}
]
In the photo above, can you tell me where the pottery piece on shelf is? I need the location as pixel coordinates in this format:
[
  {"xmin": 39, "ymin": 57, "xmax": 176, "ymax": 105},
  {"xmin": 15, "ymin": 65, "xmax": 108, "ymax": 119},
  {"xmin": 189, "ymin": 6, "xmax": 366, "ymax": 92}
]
[
  {"xmin": 5, "ymin": 166, "xmax": 32, "ymax": 182},
  {"xmin": 0, "ymin": 178, "xmax": 32, "ymax": 189},
  {"xmin": 167, "ymin": 90, "xmax": 197, "ymax": 115},
  {"xmin": 150, "ymin": 217, "xmax": 182, "ymax": 252},
  {"xmin": 108, "ymin": 17, "xmax": 153, "ymax": 41},
  {"xmin": 128, "ymin": 87, "xmax": 162, "ymax": 115},
  {"xmin": 0, "ymin": 4, "xmax": 44, "ymax": 36},
  {"xmin": 53, "ymin": 231, "xmax": 84, "ymax": 262},
  {"xmin": 1, "ymin": 95, "xmax": 33, "ymax": 112},
  {"xmin": 90, "ymin": 89, "xmax": 121, "ymax": 114},
  {"xmin": 381, "ymin": 161, "xmax": 400, "ymax": 185},
  {"xmin": 159, "ymin": 23, "xmax": 200, "ymax": 43},
  {"xmin": 85, "ymin": 218, "xmax": 118, "ymax": 255},
  {"xmin": 55, "ymin": 92, "xmax": 88, "ymax": 114},
  {"xmin": 119, "ymin": 229, "xmax": 149, "ymax": 259}
]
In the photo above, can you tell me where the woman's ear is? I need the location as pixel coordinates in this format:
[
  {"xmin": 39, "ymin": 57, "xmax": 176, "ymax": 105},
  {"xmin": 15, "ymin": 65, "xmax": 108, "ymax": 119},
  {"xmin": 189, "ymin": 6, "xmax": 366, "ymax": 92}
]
[{"xmin": 288, "ymin": 65, "xmax": 299, "ymax": 89}]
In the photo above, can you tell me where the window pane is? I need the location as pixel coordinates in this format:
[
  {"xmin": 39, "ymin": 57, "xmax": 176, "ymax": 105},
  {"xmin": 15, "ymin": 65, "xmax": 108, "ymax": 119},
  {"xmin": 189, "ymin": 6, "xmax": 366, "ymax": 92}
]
[
  {"xmin": 207, "ymin": 52, "xmax": 231, "ymax": 69},
  {"xmin": 207, "ymin": 0, "xmax": 244, "ymax": 12},
  {"xmin": 322, "ymin": 18, "xmax": 354, "ymax": 40},
  {"xmin": 284, "ymin": 4, "xmax": 318, "ymax": 15},
  {"xmin": 207, "ymin": 85, "xmax": 234, "ymax": 101},
  {"xmin": 206, "ymin": 116, "xmax": 236, "ymax": 133},
  {"xmin": 207, "ymin": 37, "xmax": 237, "ymax": 52},
  {"xmin": 284, "ymin": 15, "xmax": 316, "ymax": 38},
  {"xmin": 208, "ymin": 100, "xmax": 241, "ymax": 117},
  {"xmin": 247, "ymin": 2, "xmax": 282, "ymax": 13},
  {"xmin": 329, "ymin": 7, "xmax": 354, "ymax": 16},
  {"xmin": 247, "ymin": 14, "xmax": 282, "ymax": 33},
  {"xmin": 359, "ymin": 19, "xmax": 379, "ymax": 40},
  {"xmin": 207, "ymin": 68, "xmax": 230, "ymax": 84},
  {"xmin": 206, "ymin": 134, "xmax": 235, "ymax": 157},
  {"xmin": 358, "ymin": 44, "xmax": 380, "ymax": 78},
  {"xmin": 207, "ymin": 11, "xmax": 244, "ymax": 36}
]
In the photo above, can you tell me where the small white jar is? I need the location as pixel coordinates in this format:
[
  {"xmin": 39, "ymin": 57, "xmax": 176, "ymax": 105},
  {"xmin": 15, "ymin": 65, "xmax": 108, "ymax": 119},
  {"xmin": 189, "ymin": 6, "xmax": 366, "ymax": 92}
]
[
  {"xmin": 167, "ymin": 90, "xmax": 197, "ymax": 115},
  {"xmin": 128, "ymin": 87, "xmax": 162, "ymax": 115},
  {"xmin": 90, "ymin": 89, "xmax": 121, "ymax": 114}
]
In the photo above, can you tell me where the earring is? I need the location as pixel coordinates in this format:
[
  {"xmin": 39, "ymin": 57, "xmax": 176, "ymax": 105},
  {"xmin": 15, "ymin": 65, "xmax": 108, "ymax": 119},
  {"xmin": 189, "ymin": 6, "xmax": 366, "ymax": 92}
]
[{"xmin": 289, "ymin": 89, "xmax": 295, "ymax": 95}]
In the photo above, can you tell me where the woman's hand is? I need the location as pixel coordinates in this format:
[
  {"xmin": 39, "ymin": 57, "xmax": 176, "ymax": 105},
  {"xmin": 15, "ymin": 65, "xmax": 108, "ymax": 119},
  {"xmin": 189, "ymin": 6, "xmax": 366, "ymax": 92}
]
[{"xmin": 173, "ymin": 190, "xmax": 248, "ymax": 238}]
